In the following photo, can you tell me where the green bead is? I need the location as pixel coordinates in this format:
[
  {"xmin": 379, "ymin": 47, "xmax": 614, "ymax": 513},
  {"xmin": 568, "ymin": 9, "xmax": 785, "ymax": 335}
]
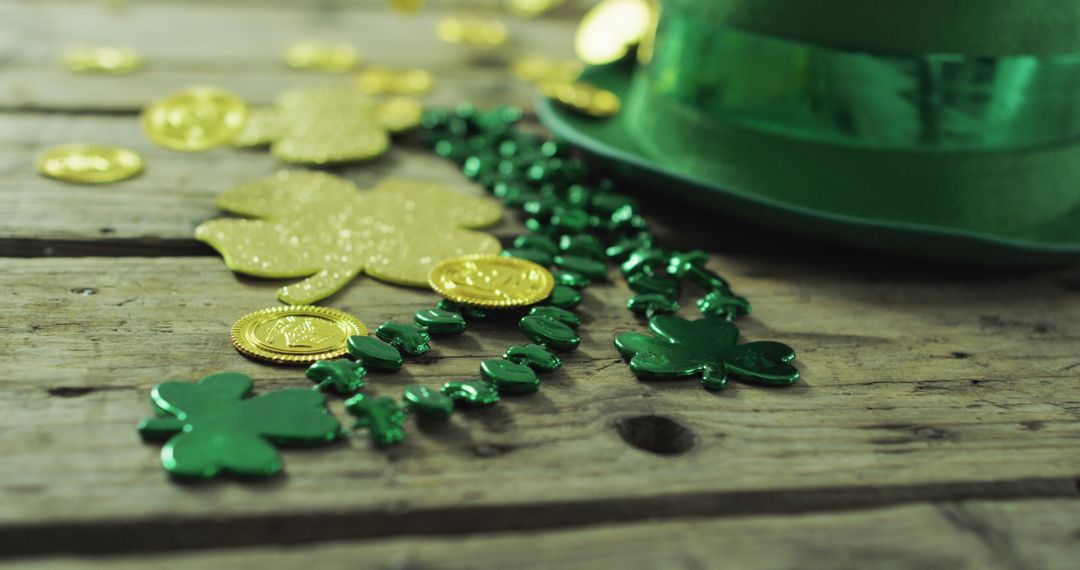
[
  {"xmin": 614, "ymin": 315, "xmax": 799, "ymax": 391},
  {"xmin": 606, "ymin": 233, "xmax": 653, "ymax": 261},
  {"xmin": 402, "ymin": 385, "xmax": 455, "ymax": 420},
  {"xmin": 414, "ymin": 308, "xmax": 467, "ymax": 335},
  {"xmin": 554, "ymin": 254, "xmax": 608, "ymax": 281},
  {"xmin": 345, "ymin": 394, "xmax": 406, "ymax": 446},
  {"xmin": 546, "ymin": 285, "xmax": 582, "ymax": 309},
  {"xmin": 528, "ymin": 305, "xmax": 580, "ymax": 328},
  {"xmin": 501, "ymin": 247, "xmax": 553, "ymax": 267},
  {"xmin": 621, "ymin": 247, "xmax": 670, "ymax": 277},
  {"xmin": 480, "ymin": 359, "xmax": 540, "ymax": 394},
  {"xmin": 552, "ymin": 269, "xmax": 591, "ymax": 290},
  {"xmin": 504, "ymin": 344, "xmax": 562, "ymax": 372},
  {"xmin": 627, "ymin": 272, "xmax": 682, "ymax": 297},
  {"xmin": 627, "ymin": 293, "xmax": 680, "ymax": 317},
  {"xmin": 347, "ymin": 335, "xmax": 404, "ymax": 372},
  {"xmin": 513, "ymin": 234, "xmax": 559, "ymax": 255},
  {"xmin": 519, "ymin": 315, "xmax": 581, "ymax": 352},
  {"xmin": 550, "ymin": 208, "xmax": 590, "ymax": 234},
  {"xmin": 137, "ymin": 373, "xmax": 340, "ymax": 478},
  {"xmin": 698, "ymin": 290, "xmax": 752, "ymax": 320},
  {"xmin": 375, "ymin": 322, "xmax": 431, "ymax": 356},
  {"xmin": 441, "ymin": 380, "xmax": 500, "ymax": 406},
  {"xmin": 306, "ymin": 359, "xmax": 366, "ymax": 395},
  {"xmin": 438, "ymin": 299, "xmax": 488, "ymax": 320},
  {"xmin": 590, "ymin": 192, "xmax": 638, "ymax": 215},
  {"xmin": 559, "ymin": 234, "xmax": 605, "ymax": 259}
]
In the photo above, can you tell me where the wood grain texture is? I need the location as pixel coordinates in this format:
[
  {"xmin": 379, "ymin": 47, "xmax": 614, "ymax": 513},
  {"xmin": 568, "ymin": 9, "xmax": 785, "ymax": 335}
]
[
  {"xmin": 3, "ymin": 0, "xmax": 1080, "ymax": 566},
  {"xmin": 2, "ymin": 254, "xmax": 1079, "ymax": 556},
  {"xmin": 9, "ymin": 500, "xmax": 1080, "ymax": 570}
]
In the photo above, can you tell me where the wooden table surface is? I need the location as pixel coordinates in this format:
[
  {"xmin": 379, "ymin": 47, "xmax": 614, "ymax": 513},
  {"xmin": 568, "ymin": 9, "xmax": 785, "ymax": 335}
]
[{"xmin": 3, "ymin": 1, "xmax": 1080, "ymax": 568}]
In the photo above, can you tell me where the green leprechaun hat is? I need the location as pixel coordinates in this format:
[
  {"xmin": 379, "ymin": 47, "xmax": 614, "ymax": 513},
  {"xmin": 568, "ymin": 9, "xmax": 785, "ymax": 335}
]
[{"xmin": 537, "ymin": 0, "xmax": 1080, "ymax": 265}]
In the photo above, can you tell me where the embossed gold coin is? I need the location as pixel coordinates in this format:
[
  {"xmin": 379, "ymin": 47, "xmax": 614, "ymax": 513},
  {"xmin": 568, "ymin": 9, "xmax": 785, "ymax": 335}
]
[
  {"xmin": 231, "ymin": 305, "xmax": 367, "ymax": 365},
  {"xmin": 429, "ymin": 254, "xmax": 555, "ymax": 308},
  {"xmin": 355, "ymin": 66, "xmax": 435, "ymax": 96},
  {"xmin": 63, "ymin": 46, "xmax": 143, "ymax": 74},
  {"xmin": 141, "ymin": 87, "xmax": 249, "ymax": 152},
  {"xmin": 35, "ymin": 143, "xmax": 143, "ymax": 184},
  {"xmin": 283, "ymin": 41, "xmax": 360, "ymax": 72}
]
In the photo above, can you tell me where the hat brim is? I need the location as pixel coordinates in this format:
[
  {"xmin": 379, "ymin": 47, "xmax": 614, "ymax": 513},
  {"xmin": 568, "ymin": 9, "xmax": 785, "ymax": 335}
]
[{"xmin": 536, "ymin": 63, "xmax": 1080, "ymax": 266}]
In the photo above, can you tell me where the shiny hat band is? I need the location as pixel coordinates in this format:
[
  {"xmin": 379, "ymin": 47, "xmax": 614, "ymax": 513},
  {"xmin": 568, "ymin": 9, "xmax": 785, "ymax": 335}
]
[{"xmin": 642, "ymin": 10, "xmax": 1080, "ymax": 152}]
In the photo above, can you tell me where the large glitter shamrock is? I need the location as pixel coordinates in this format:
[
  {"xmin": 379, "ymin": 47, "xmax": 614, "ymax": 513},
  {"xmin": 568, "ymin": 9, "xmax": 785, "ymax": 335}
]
[
  {"xmin": 195, "ymin": 170, "xmax": 503, "ymax": 304},
  {"xmin": 230, "ymin": 85, "xmax": 422, "ymax": 165},
  {"xmin": 137, "ymin": 372, "xmax": 341, "ymax": 478},
  {"xmin": 614, "ymin": 315, "xmax": 800, "ymax": 391}
]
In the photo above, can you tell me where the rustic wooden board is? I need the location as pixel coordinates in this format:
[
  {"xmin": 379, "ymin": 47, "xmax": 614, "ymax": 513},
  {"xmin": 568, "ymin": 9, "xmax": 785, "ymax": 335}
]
[
  {"xmin": 4, "ymin": 0, "xmax": 1080, "ymax": 566},
  {"xmin": 11, "ymin": 499, "xmax": 1080, "ymax": 570},
  {"xmin": 2, "ymin": 254, "xmax": 1079, "ymax": 557}
]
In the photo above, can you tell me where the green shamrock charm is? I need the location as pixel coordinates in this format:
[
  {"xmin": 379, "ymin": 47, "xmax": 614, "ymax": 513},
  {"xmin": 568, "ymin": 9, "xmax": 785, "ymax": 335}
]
[
  {"xmin": 414, "ymin": 308, "xmax": 467, "ymax": 335},
  {"xmin": 480, "ymin": 359, "xmax": 540, "ymax": 394},
  {"xmin": 519, "ymin": 315, "xmax": 580, "ymax": 352},
  {"xmin": 504, "ymin": 343, "xmax": 562, "ymax": 372},
  {"xmin": 697, "ymin": 290, "xmax": 751, "ymax": 320},
  {"xmin": 552, "ymin": 269, "xmax": 591, "ymax": 289},
  {"xmin": 437, "ymin": 299, "xmax": 487, "ymax": 320},
  {"xmin": 403, "ymin": 385, "xmax": 455, "ymax": 419},
  {"xmin": 306, "ymin": 359, "xmax": 366, "ymax": 395},
  {"xmin": 375, "ymin": 321, "xmax": 431, "ymax": 356},
  {"xmin": 528, "ymin": 306, "xmax": 580, "ymax": 328},
  {"xmin": 546, "ymin": 285, "xmax": 581, "ymax": 309},
  {"xmin": 614, "ymin": 315, "xmax": 800, "ymax": 391},
  {"xmin": 502, "ymin": 247, "xmax": 554, "ymax": 267},
  {"xmin": 441, "ymin": 380, "xmax": 500, "ymax": 406},
  {"xmin": 344, "ymin": 393, "xmax": 406, "ymax": 446},
  {"xmin": 347, "ymin": 335, "xmax": 404, "ymax": 371},
  {"xmin": 137, "ymin": 372, "xmax": 341, "ymax": 479},
  {"xmin": 627, "ymin": 293, "xmax": 679, "ymax": 318}
]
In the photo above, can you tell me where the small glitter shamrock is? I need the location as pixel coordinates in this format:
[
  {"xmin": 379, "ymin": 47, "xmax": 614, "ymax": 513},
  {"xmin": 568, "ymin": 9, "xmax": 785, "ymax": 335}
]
[
  {"xmin": 137, "ymin": 372, "xmax": 341, "ymax": 478},
  {"xmin": 196, "ymin": 170, "xmax": 502, "ymax": 304},
  {"xmin": 230, "ymin": 85, "xmax": 422, "ymax": 165},
  {"xmin": 614, "ymin": 315, "xmax": 799, "ymax": 391}
]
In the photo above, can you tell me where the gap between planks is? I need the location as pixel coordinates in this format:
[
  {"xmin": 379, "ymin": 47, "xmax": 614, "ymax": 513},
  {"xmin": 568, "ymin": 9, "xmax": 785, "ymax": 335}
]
[{"xmin": 0, "ymin": 476, "xmax": 1077, "ymax": 559}]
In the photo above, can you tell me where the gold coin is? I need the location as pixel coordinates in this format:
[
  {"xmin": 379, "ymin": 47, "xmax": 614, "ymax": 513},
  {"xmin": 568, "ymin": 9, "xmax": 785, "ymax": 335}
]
[
  {"xmin": 436, "ymin": 16, "xmax": 508, "ymax": 49},
  {"xmin": 283, "ymin": 41, "xmax": 360, "ymax": 72},
  {"xmin": 429, "ymin": 254, "xmax": 555, "ymax": 308},
  {"xmin": 575, "ymin": 0, "xmax": 653, "ymax": 65},
  {"xmin": 141, "ymin": 87, "xmax": 249, "ymax": 152},
  {"xmin": 389, "ymin": 0, "xmax": 425, "ymax": 14},
  {"xmin": 63, "ymin": 46, "xmax": 143, "ymax": 74},
  {"xmin": 356, "ymin": 66, "xmax": 435, "ymax": 95},
  {"xmin": 35, "ymin": 143, "xmax": 143, "ymax": 184},
  {"xmin": 376, "ymin": 97, "xmax": 423, "ymax": 132},
  {"xmin": 505, "ymin": 0, "xmax": 567, "ymax": 18},
  {"xmin": 229, "ymin": 107, "xmax": 280, "ymax": 148},
  {"xmin": 231, "ymin": 305, "xmax": 367, "ymax": 365},
  {"xmin": 538, "ymin": 80, "xmax": 621, "ymax": 118},
  {"xmin": 511, "ymin": 55, "xmax": 583, "ymax": 83}
]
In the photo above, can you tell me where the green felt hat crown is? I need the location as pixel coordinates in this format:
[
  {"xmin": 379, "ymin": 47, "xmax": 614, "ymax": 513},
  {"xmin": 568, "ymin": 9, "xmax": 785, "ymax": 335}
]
[{"xmin": 539, "ymin": 0, "xmax": 1080, "ymax": 264}]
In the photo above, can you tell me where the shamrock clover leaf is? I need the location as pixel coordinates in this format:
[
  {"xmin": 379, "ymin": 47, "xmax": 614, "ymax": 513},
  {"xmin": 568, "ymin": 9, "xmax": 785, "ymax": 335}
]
[
  {"xmin": 231, "ymin": 85, "xmax": 421, "ymax": 165},
  {"xmin": 614, "ymin": 315, "xmax": 799, "ymax": 391},
  {"xmin": 196, "ymin": 170, "xmax": 502, "ymax": 304},
  {"xmin": 137, "ymin": 372, "xmax": 341, "ymax": 478}
]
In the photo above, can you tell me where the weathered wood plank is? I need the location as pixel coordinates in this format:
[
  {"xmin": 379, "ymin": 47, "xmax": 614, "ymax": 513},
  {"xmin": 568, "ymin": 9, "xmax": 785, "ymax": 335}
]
[
  {"xmin": 9, "ymin": 499, "xmax": 1080, "ymax": 569},
  {"xmin": 1, "ymin": 254, "xmax": 1079, "ymax": 555},
  {"xmin": 0, "ymin": 1, "xmax": 576, "ymax": 112},
  {"xmin": 0, "ymin": 112, "xmax": 529, "ymax": 251}
]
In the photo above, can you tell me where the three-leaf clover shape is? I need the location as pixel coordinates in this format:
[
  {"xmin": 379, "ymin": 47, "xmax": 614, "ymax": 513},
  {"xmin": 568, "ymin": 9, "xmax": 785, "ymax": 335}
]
[
  {"xmin": 231, "ymin": 85, "xmax": 422, "ymax": 165},
  {"xmin": 137, "ymin": 372, "xmax": 341, "ymax": 478},
  {"xmin": 196, "ymin": 170, "xmax": 503, "ymax": 304},
  {"xmin": 614, "ymin": 315, "xmax": 800, "ymax": 391}
]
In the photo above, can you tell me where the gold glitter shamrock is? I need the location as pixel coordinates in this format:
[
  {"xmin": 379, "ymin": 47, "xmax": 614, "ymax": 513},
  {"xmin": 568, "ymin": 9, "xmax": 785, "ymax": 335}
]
[
  {"xmin": 230, "ymin": 85, "xmax": 422, "ymax": 165},
  {"xmin": 195, "ymin": 170, "xmax": 503, "ymax": 304}
]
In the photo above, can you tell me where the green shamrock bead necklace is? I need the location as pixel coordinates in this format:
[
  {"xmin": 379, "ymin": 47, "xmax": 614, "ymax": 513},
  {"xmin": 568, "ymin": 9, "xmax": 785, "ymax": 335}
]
[{"xmin": 138, "ymin": 104, "xmax": 800, "ymax": 479}]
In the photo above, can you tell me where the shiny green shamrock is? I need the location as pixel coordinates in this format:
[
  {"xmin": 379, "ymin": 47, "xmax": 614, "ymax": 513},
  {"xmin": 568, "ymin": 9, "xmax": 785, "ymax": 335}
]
[
  {"xmin": 614, "ymin": 316, "xmax": 799, "ymax": 391},
  {"xmin": 137, "ymin": 372, "xmax": 341, "ymax": 478}
]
